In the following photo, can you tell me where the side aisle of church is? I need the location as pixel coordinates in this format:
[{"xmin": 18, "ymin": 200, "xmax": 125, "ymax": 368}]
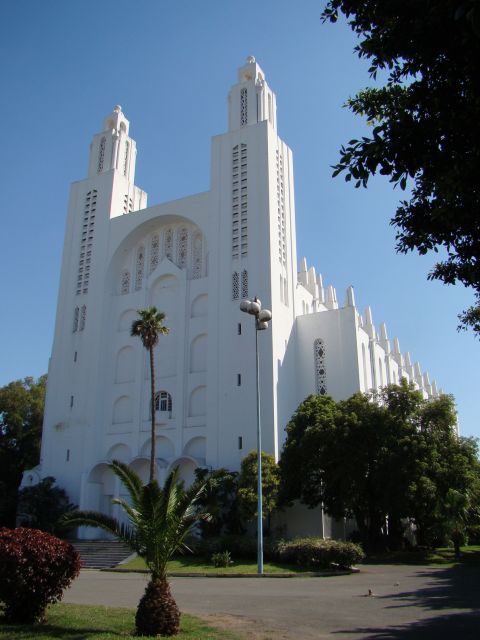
[{"xmin": 32, "ymin": 58, "xmax": 441, "ymax": 538}]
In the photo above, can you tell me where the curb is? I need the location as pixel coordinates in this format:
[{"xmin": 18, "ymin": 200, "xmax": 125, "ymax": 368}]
[{"xmin": 100, "ymin": 567, "xmax": 361, "ymax": 577}]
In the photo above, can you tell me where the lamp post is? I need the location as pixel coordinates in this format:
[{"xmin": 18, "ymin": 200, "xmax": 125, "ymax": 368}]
[{"xmin": 240, "ymin": 296, "xmax": 272, "ymax": 575}]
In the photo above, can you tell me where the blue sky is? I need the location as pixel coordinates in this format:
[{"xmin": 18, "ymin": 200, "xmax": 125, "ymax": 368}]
[{"xmin": 0, "ymin": 0, "xmax": 477, "ymax": 438}]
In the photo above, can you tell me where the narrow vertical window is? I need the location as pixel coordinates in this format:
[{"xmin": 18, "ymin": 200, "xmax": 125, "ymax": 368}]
[
  {"xmin": 237, "ymin": 323, "xmax": 242, "ymax": 335},
  {"xmin": 232, "ymin": 271, "xmax": 239, "ymax": 300},
  {"xmin": 240, "ymin": 88, "xmax": 248, "ymax": 126},
  {"xmin": 97, "ymin": 136, "xmax": 106, "ymax": 173},
  {"xmin": 149, "ymin": 234, "xmax": 160, "ymax": 273},
  {"xmin": 123, "ymin": 141, "xmax": 129, "ymax": 176},
  {"xmin": 241, "ymin": 269, "xmax": 248, "ymax": 299},
  {"xmin": 73, "ymin": 307, "xmax": 79, "ymax": 332},
  {"xmin": 237, "ymin": 374, "xmax": 242, "ymax": 386},
  {"xmin": 79, "ymin": 305, "xmax": 87, "ymax": 331},
  {"xmin": 314, "ymin": 338, "xmax": 327, "ymax": 396},
  {"xmin": 70, "ymin": 395, "xmax": 74, "ymax": 408},
  {"xmin": 66, "ymin": 449, "xmax": 70, "ymax": 462},
  {"xmin": 135, "ymin": 246, "xmax": 145, "ymax": 290},
  {"xmin": 164, "ymin": 228, "xmax": 173, "ymax": 260},
  {"xmin": 121, "ymin": 270, "xmax": 130, "ymax": 294},
  {"xmin": 177, "ymin": 227, "xmax": 188, "ymax": 268},
  {"xmin": 192, "ymin": 232, "xmax": 203, "ymax": 279},
  {"xmin": 74, "ymin": 351, "xmax": 77, "ymax": 362},
  {"xmin": 238, "ymin": 436, "xmax": 243, "ymax": 450}
]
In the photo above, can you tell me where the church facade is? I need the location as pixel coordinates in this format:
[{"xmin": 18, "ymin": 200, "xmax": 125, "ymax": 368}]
[{"xmin": 37, "ymin": 58, "xmax": 441, "ymax": 537}]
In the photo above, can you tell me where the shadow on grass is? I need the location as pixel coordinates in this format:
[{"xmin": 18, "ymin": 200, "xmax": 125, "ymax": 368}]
[
  {"xmin": 0, "ymin": 620, "xmax": 128, "ymax": 639},
  {"xmin": 335, "ymin": 564, "xmax": 480, "ymax": 639}
]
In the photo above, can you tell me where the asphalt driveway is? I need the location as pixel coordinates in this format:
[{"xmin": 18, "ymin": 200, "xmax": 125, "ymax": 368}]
[{"xmin": 63, "ymin": 564, "xmax": 480, "ymax": 639}]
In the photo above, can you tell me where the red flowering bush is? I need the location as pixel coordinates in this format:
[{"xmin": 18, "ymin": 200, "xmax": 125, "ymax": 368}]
[{"xmin": 0, "ymin": 527, "xmax": 81, "ymax": 624}]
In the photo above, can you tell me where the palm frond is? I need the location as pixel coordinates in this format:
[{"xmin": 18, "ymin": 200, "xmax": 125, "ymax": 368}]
[
  {"xmin": 61, "ymin": 510, "xmax": 138, "ymax": 549},
  {"xmin": 110, "ymin": 459, "xmax": 144, "ymax": 507}
]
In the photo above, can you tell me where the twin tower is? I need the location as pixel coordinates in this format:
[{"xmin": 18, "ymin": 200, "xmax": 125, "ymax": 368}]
[{"xmin": 35, "ymin": 58, "xmax": 440, "ymax": 537}]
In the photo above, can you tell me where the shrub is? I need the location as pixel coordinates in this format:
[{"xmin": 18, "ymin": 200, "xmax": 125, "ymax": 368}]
[
  {"xmin": 17, "ymin": 477, "xmax": 76, "ymax": 536},
  {"xmin": 274, "ymin": 537, "xmax": 364, "ymax": 570},
  {"xmin": 211, "ymin": 550, "xmax": 232, "ymax": 567},
  {"xmin": 196, "ymin": 534, "xmax": 258, "ymax": 559},
  {"xmin": 0, "ymin": 527, "xmax": 81, "ymax": 624}
]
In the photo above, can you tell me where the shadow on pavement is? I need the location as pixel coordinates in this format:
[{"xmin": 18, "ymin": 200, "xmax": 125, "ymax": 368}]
[
  {"xmin": 337, "ymin": 611, "xmax": 480, "ymax": 640},
  {"xmin": 336, "ymin": 565, "xmax": 480, "ymax": 639}
]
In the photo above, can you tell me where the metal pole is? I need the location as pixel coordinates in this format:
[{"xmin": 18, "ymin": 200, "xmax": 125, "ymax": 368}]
[{"xmin": 255, "ymin": 322, "xmax": 264, "ymax": 574}]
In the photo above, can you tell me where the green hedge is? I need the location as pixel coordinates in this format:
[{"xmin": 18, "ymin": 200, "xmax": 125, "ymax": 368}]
[
  {"xmin": 195, "ymin": 535, "xmax": 364, "ymax": 570},
  {"xmin": 274, "ymin": 537, "xmax": 364, "ymax": 570}
]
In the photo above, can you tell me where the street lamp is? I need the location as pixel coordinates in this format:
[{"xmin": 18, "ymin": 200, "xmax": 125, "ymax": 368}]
[{"xmin": 240, "ymin": 296, "xmax": 272, "ymax": 575}]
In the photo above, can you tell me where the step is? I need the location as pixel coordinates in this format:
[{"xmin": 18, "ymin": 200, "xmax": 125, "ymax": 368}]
[{"xmin": 70, "ymin": 540, "xmax": 134, "ymax": 569}]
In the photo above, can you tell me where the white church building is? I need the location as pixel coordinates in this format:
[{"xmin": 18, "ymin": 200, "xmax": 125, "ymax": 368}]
[{"xmin": 37, "ymin": 57, "xmax": 441, "ymax": 537}]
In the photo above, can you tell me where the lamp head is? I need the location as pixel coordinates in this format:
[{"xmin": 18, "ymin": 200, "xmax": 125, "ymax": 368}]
[
  {"xmin": 258, "ymin": 309, "xmax": 272, "ymax": 322},
  {"xmin": 248, "ymin": 300, "xmax": 261, "ymax": 315}
]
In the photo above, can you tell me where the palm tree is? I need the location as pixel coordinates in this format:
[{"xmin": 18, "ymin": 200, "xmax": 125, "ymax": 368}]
[
  {"xmin": 131, "ymin": 307, "xmax": 169, "ymax": 482},
  {"xmin": 63, "ymin": 460, "xmax": 209, "ymax": 636}
]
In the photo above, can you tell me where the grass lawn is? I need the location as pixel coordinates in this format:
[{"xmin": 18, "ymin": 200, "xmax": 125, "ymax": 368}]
[
  {"xmin": 119, "ymin": 555, "xmax": 309, "ymax": 574},
  {"xmin": 0, "ymin": 602, "xmax": 240, "ymax": 640},
  {"xmin": 365, "ymin": 545, "xmax": 480, "ymax": 567}
]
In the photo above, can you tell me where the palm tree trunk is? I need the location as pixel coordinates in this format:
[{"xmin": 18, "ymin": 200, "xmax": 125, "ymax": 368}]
[
  {"xmin": 135, "ymin": 578, "xmax": 180, "ymax": 636},
  {"xmin": 149, "ymin": 345, "xmax": 156, "ymax": 482}
]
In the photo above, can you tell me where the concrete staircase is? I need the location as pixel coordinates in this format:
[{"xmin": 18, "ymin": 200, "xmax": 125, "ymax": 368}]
[{"xmin": 71, "ymin": 540, "xmax": 134, "ymax": 569}]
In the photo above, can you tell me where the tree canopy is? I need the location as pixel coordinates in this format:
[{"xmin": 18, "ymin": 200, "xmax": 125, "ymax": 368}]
[
  {"xmin": 321, "ymin": 1, "xmax": 480, "ymax": 333},
  {"xmin": 279, "ymin": 382, "xmax": 480, "ymax": 550},
  {"xmin": 194, "ymin": 467, "xmax": 243, "ymax": 536},
  {"xmin": 17, "ymin": 476, "xmax": 76, "ymax": 536},
  {"xmin": 238, "ymin": 451, "xmax": 280, "ymax": 533},
  {"xmin": 0, "ymin": 375, "xmax": 46, "ymax": 527}
]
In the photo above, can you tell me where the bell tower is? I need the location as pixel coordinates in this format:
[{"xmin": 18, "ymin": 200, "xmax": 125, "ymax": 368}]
[
  {"xmin": 87, "ymin": 105, "xmax": 136, "ymax": 183},
  {"xmin": 228, "ymin": 56, "xmax": 277, "ymax": 132}
]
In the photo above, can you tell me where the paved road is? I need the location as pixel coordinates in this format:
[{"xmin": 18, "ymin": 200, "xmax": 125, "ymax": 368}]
[{"xmin": 64, "ymin": 564, "xmax": 480, "ymax": 639}]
